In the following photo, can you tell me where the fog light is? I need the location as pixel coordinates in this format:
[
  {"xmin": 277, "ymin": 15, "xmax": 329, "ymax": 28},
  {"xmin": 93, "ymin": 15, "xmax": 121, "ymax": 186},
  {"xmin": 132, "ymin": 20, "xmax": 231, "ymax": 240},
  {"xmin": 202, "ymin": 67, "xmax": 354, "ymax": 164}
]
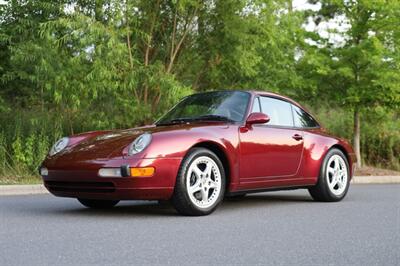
[
  {"xmin": 40, "ymin": 167, "xmax": 48, "ymax": 176},
  {"xmin": 130, "ymin": 167, "xmax": 155, "ymax": 177},
  {"xmin": 98, "ymin": 168, "xmax": 122, "ymax": 178}
]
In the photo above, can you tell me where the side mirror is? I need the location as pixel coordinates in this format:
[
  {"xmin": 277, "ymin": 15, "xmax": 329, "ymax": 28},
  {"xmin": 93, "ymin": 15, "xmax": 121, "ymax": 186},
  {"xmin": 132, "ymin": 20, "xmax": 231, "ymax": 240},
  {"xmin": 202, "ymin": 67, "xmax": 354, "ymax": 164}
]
[{"xmin": 246, "ymin": 112, "xmax": 270, "ymax": 126}]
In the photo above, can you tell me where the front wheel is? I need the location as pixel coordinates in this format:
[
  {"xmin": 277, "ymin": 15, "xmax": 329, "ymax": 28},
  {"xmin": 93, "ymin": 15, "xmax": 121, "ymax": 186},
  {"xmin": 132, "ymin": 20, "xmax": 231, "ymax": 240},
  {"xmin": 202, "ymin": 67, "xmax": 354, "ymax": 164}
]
[
  {"xmin": 171, "ymin": 148, "xmax": 225, "ymax": 216},
  {"xmin": 308, "ymin": 148, "xmax": 350, "ymax": 202},
  {"xmin": 78, "ymin": 198, "xmax": 119, "ymax": 209}
]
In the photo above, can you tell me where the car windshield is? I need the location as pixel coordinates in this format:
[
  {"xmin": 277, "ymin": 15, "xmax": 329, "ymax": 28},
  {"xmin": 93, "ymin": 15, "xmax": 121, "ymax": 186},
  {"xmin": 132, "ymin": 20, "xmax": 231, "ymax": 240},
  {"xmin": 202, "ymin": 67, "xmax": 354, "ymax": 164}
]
[{"xmin": 156, "ymin": 91, "xmax": 250, "ymax": 125}]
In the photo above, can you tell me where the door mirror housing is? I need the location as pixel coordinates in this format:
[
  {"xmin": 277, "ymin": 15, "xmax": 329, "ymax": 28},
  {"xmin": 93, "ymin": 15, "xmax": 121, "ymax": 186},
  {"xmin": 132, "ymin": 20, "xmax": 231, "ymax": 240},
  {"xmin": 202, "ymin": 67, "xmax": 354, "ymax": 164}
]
[{"xmin": 246, "ymin": 112, "xmax": 270, "ymax": 126}]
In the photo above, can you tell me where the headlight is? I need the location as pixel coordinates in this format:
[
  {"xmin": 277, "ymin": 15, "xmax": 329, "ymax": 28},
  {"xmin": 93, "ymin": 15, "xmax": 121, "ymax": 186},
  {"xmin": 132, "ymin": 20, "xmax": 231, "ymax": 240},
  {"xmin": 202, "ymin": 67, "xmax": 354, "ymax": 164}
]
[
  {"xmin": 128, "ymin": 133, "xmax": 152, "ymax": 155},
  {"xmin": 49, "ymin": 137, "xmax": 69, "ymax": 156}
]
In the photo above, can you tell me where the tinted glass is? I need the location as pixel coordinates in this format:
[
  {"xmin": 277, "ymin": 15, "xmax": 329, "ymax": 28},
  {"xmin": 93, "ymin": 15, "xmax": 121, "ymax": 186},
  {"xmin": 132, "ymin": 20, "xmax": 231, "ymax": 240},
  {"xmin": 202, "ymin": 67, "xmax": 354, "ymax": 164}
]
[
  {"xmin": 259, "ymin": 97, "xmax": 294, "ymax": 127},
  {"xmin": 292, "ymin": 105, "xmax": 319, "ymax": 128},
  {"xmin": 157, "ymin": 91, "xmax": 250, "ymax": 124}
]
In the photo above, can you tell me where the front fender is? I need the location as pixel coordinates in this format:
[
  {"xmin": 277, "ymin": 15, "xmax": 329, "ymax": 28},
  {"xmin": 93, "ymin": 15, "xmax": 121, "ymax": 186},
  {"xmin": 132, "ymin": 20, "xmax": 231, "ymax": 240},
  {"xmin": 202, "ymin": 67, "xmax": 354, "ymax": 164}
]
[
  {"xmin": 134, "ymin": 124, "xmax": 241, "ymax": 189},
  {"xmin": 138, "ymin": 124, "xmax": 240, "ymax": 159}
]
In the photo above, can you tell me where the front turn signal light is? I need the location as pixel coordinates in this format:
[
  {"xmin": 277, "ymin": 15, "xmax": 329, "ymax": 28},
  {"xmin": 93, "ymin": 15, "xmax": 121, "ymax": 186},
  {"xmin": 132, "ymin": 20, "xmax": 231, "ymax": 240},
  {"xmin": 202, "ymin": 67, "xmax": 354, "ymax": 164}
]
[
  {"xmin": 40, "ymin": 167, "xmax": 49, "ymax": 176},
  {"xmin": 130, "ymin": 167, "xmax": 155, "ymax": 177}
]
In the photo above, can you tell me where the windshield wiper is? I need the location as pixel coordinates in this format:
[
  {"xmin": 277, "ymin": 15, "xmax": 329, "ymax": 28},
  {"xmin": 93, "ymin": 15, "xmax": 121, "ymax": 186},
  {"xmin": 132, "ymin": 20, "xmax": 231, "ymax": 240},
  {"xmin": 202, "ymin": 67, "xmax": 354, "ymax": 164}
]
[
  {"xmin": 193, "ymin": 115, "xmax": 235, "ymax": 122},
  {"xmin": 170, "ymin": 118, "xmax": 196, "ymax": 123},
  {"xmin": 156, "ymin": 117, "xmax": 195, "ymax": 126},
  {"xmin": 156, "ymin": 115, "xmax": 234, "ymax": 126}
]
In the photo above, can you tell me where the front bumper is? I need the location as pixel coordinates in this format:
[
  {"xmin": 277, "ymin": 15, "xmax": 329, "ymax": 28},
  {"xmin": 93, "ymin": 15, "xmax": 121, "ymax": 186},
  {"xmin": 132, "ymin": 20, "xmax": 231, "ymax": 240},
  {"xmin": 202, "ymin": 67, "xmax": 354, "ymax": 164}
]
[{"xmin": 41, "ymin": 157, "xmax": 182, "ymax": 200}]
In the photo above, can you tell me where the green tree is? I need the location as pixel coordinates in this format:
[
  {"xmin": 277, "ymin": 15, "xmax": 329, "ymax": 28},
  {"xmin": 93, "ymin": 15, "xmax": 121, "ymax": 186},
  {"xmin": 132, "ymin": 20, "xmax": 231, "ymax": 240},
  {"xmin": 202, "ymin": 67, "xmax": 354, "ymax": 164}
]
[
  {"xmin": 0, "ymin": 0, "xmax": 69, "ymax": 107},
  {"xmin": 5, "ymin": 0, "xmax": 304, "ymax": 127},
  {"xmin": 305, "ymin": 0, "xmax": 400, "ymax": 167}
]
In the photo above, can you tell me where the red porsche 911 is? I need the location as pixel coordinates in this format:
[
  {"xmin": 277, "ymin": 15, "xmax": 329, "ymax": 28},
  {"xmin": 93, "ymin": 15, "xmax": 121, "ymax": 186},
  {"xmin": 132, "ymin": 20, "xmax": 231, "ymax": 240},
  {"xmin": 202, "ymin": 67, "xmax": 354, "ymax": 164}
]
[{"xmin": 40, "ymin": 90, "xmax": 356, "ymax": 216}]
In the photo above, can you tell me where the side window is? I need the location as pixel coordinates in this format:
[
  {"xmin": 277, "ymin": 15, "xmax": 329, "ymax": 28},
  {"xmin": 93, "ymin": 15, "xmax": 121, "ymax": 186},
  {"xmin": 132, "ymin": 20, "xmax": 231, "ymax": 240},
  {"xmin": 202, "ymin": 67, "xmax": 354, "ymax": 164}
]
[
  {"xmin": 251, "ymin": 97, "xmax": 261, "ymax": 113},
  {"xmin": 259, "ymin": 97, "xmax": 294, "ymax": 127},
  {"xmin": 292, "ymin": 105, "xmax": 319, "ymax": 128}
]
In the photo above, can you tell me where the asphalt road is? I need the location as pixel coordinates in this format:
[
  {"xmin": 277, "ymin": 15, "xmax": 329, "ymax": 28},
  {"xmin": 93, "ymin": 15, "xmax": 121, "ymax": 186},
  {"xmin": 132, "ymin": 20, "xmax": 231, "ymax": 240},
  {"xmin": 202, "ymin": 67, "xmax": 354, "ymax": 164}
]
[{"xmin": 1, "ymin": 185, "xmax": 399, "ymax": 266}]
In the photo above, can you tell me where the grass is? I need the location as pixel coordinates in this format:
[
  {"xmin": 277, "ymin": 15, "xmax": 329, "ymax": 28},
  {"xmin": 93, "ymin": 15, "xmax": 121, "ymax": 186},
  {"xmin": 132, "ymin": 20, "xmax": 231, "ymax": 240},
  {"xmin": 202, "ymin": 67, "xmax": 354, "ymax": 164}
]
[{"xmin": 0, "ymin": 175, "xmax": 42, "ymax": 185}]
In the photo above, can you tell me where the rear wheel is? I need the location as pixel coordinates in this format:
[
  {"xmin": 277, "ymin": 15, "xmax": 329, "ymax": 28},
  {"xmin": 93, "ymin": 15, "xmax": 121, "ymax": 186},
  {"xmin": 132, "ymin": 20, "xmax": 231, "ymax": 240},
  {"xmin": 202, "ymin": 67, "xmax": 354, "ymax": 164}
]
[
  {"xmin": 171, "ymin": 148, "xmax": 225, "ymax": 216},
  {"xmin": 308, "ymin": 148, "xmax": 350, "ymax": 202},
  {"xmin": 78, "ymin": 198, "xmax": 119, "ymax": 209}
]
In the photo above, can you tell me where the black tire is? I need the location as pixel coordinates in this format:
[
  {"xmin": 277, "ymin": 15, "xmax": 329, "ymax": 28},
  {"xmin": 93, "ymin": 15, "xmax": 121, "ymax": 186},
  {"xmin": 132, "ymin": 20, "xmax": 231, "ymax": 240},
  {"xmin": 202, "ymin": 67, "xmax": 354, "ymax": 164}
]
[
  {"xmin": 78, "ymin": 198, "xmax": 119, "ymax": 209},
  {"xmin": 308, "ymin": 148, "xmax": 350, "ymax": 202},
  {"xmin": 171, "ymin": 148, "xmax": 226, "ymax": 216}
]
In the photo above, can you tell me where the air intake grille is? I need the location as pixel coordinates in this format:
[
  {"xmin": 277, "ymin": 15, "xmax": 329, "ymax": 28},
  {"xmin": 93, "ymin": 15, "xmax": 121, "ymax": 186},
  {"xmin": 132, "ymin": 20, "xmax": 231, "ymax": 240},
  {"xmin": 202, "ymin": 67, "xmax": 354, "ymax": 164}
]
[{"xmin": 45, "ymin": 181, "xmax": 115, "ymax": 193}]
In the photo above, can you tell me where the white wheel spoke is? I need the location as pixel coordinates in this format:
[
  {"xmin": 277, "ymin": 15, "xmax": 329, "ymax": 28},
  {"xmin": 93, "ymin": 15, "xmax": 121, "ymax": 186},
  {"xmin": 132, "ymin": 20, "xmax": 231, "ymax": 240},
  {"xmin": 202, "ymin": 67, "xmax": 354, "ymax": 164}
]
[
  {"xmin": 337, "ymin": 179, "xmax": 343, "ymax": 189},
  {"xmin": 334, "ymin": 157, "xmax": 340, "ymax": 170},
  {"xmin": 329, "ymin": 177, "xmax": 337, "ymax": 188},
  {"xmin": 204, "ymin": 163, "xmax": 212, "ymax": 179},
  {"xmin": 339, "ymin": 170, "xmax": 346, "ymax": 177},
  {"xmin": 200, "ymin": 189, "xmax": 208, "ymax": 202},
  {"xmin": 208, "ymin": 180, "xmax": 218, "ymax": 189},
  {"xmin": 327, "ymin": 167, "xmax": 335, "ymax": 175},
  {"xmin": 193, "ymin": 165, "xmax": 203, "ymax": 178},
  {"xmin": 188, "ymin": 182, "xmax": 202, "ymax": 194}
]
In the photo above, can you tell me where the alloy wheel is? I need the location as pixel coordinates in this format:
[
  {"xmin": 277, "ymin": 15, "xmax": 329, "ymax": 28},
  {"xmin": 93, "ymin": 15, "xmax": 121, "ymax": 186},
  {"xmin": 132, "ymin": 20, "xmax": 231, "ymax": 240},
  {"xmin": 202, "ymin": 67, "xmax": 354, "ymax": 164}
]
[
  {"xmin": 326, "ymin": 154, "xmax": 348, "ymax": 196},
  {"xmin": 186, "ymin": 156, "xmax": 222, "ymax": 209}
]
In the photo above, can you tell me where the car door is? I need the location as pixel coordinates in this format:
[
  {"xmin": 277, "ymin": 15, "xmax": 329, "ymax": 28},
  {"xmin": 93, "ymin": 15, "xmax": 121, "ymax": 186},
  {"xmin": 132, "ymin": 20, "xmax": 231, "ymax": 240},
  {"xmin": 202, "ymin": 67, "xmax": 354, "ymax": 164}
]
[{"xmin": 239, "ymin": 96, "xmax": 304, "ymax": 183}]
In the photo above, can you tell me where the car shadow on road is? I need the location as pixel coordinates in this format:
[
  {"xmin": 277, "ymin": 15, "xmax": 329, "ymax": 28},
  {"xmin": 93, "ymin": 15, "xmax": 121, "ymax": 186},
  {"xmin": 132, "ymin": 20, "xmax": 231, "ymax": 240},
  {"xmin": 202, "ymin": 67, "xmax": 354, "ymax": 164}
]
[
  {"xmin": 37, "ymin": 192, "xmax": 314, "ymax": 217},
  {"xmin": 226, "ymin": 193, "xmax": 313, "ymax": 203},
  {"xmin": 220, "ymin": 193, "xmax": 313, "ymax": 209},
  {"xmin": 53, "ymin": 201, "xmax": 178, "ymax": 217}
]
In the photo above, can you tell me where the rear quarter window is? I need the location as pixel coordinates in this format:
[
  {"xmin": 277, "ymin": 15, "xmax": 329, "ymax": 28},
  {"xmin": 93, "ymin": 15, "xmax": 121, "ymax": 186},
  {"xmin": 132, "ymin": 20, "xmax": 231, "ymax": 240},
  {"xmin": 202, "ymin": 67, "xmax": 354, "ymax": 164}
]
[{"xmin": 292, "ymin": 105, "xmax": 319, "ymax": 128}]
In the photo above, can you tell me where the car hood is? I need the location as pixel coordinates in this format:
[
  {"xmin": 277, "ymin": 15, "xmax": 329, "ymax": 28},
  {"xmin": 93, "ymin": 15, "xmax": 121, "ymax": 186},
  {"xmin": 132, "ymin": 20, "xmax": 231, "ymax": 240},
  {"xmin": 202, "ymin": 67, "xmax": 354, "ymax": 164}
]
[
  {"xmin": 64, "ymin": 128, "xmax": 149, "ymax": 160},
  {"xmin": 49, "ymin": 122, "xmax": 228, "ymax": 162}
]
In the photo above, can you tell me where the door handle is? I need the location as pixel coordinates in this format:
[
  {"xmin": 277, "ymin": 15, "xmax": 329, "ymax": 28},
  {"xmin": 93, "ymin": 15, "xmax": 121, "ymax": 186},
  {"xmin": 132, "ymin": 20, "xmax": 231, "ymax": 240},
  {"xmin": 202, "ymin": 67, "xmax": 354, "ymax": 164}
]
[{"xmin": 292, "ymin": 134, "xmax": 303, "ymax": 141}]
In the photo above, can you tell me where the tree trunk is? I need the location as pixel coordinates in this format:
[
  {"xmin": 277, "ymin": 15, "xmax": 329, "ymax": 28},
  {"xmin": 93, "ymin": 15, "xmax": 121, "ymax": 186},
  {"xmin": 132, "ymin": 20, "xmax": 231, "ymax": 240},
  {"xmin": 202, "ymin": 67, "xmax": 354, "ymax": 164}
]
[
  {"xmin": 353, "ymin": 107, "xmax": 361, "ymax": 168},
  {"xmin": 95, "ymin": 0, "xmax": 105, "ymax": 22},
  {"xmin": 288, "ymin": 0, "xmax": 293, "ymax": 13},
  {"xmin": 125, "ymin": 0, "xmax": 138, "ymax": 100}
]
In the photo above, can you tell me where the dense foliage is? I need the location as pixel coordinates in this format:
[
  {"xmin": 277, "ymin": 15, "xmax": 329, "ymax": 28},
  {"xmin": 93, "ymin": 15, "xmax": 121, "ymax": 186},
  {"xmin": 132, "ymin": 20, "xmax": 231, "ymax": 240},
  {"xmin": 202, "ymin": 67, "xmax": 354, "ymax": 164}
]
[{"xmin": 0, "ymin": 0, "xmax": 399, "ymax": 182}]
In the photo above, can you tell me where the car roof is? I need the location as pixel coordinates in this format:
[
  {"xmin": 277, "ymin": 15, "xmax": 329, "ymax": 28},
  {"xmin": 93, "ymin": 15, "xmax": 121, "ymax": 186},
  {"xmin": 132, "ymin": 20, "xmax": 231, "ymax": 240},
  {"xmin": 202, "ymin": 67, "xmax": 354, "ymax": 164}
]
[
  {"xmin": 245, "ymin": 90, "xmax": 320, "ymax": 124},
  {"xmin": 246, "ymin": 90, "xmax": 303, "ymax": 108}
]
